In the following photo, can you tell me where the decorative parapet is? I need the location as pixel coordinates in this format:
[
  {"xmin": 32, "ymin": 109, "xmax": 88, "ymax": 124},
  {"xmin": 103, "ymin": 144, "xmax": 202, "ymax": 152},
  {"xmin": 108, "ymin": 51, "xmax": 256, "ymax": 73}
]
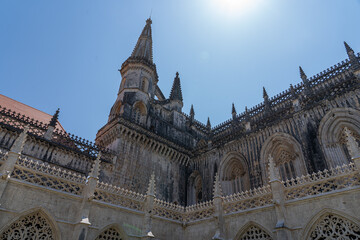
[
  {"xmin": 222, "ymin": 185, "xmax": 272, "ymax": 214},
  {"xmin": 283, "ymin": 163, "xmax": 359, "ymax": 201},
  {"xmin": 4, "ymin": 149, "xmax": 360, "ymax": 225},
  {"xmin": 0, "ymin": 105, "xmax": 115, "ymax": 162},
  {"xmin": 11, "ymin": 154, "xmax": 86, "ymax": 195}
]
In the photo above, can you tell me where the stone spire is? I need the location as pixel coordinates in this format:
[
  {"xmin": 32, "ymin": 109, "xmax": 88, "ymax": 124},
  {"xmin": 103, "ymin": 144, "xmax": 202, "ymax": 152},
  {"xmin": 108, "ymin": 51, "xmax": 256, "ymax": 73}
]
[
  {"xmin": 213, "ymin": 173, "xmax": 223, "ymax": 198},
  {"xmin": 299, "ymin": 66, "xmax": 311, "ymax": 89},
  {"xmin": 207, "ymin": 117, "xmax": 211, "ymax": 129},
  {"xmin": 190, "ymin": 105, "xmax": 195, "ymax": 120},
  {"xmin": 169, "ymin": 72, "xmax": 183, "ymax": 102},
  {"xmin": 344, "ymin": 41, "xmax": 360, "ymax": 70},
  {"xmin": 263, "ymin": 87, "xmax": 268, "ymax": 100},
  {"xmin": 49, "ymin": 108, "xmax": 60, "ymax": 127},
  {"xmin": 89, "ymin": 152, "xmax": 101, "ymax": 180},
  {"xmin": 232, "ymin": 103, "xmax": 237, "ymax": 120},
  {"xmin": 344, "ymin": 127, "xmax": 360, "ymax": 160},
  {"xmin": 268, "ymin": 155, "xmax": 280, "ymax": 181},
  {"xmin": 146, "ymin": 172, "xmax": 156, "ymax": 197},
  {"xmin": 131, "ymin": 18, "xmax": 153, "ymax": 63}
]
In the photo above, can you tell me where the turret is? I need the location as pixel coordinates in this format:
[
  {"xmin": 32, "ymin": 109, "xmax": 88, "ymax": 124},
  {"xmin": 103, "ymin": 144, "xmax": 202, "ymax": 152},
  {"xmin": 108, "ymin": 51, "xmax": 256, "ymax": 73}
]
[{"xmin": 108, "ymin": 18, "xmax": 158, "ymax": 123}]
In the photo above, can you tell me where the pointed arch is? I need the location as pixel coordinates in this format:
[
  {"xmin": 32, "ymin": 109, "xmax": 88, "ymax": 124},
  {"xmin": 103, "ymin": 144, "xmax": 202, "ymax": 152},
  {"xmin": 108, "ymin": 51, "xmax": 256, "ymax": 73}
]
[
  {"xmin": 318, "ymin": 107, "xmax": 360, "ymax": 168},
  {"xmin": 234, "ymin": 221, "xmax": 273, "ymax": 240},
  {"xmin": 0, "ymin": 207, "xmax": 61, "ymax": 240},
  {"xmin": 187, "ymin": 170, "xmax": 203, "ymax": 205},
  {"xmin": 132, "ymin": 101, "xmax": 147, "ymax": 125},
  {"xmin": 302, "ymin": 208, "xmax": 360, "ymax": 239},
  {"xmin": 219, "ymin": 152, "xmax": 251, "ymax": 196},
  {"xmin": 94, "ymin": 223, "xmax": 128, "ymax": 240},
  {"xmin": 260, "ymin": 132, "xmax": 307, "ymax": 182}
]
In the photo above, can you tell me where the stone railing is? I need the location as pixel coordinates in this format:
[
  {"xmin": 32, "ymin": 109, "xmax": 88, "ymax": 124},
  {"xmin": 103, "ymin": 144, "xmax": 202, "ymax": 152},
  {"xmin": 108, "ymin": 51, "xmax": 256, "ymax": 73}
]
[
  {"xmin": 223, "ymin": 185, "xmax": 273, "ymax": 214},
  {"xmin": 93, "ymin": 182, "xmax": 145, "ymax": 212},
  {"xmin": 11, "ymin": 154, "xmax": 86, "ymax": 196},
  {"xmin": 0, "ymin": 105, "xmax": 114, "ymax": 162},
  {"xmin": 4, "ymin": 149, "xmax": 360, "ymax": 225},
  {"xmin": 283, "ymin": 163, "xmax": 359, "ymax": 201}
]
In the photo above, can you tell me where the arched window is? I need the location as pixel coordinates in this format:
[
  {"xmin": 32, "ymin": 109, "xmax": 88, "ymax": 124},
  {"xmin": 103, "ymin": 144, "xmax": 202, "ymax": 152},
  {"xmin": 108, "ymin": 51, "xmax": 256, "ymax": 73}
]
[
  {"xmin": 219, "ymin": 152, "xmax": 250, "ymax": 196},
  {"xmin": 95, "ymin": 227, "xmax": 124, "ymax": 240},
  {"xmin": 319, "ymin": 108, "xmax": 360, "ymax": 168},
  {"xmin": 132, "ymin": 101, "xmax": 147, "ymax": 125},
  {"xmin": 306, "ymin": 213, "xmax": 360, "ymax": 239},
  {"xmin": 0, "ymin": 211, "xmax": 58, "ymax": 240},
  {"xmin": 187, "ymin": 171, "xmax": 203, "ymax": 205},
  {"xmin": 261, "ymin": 132, "xmax": 307, "ymax": 182},
  {"xmin": 141, "ymin": 77, "xmax": 149, "ymax": 92},
  {"xmin": 236, "ymin": 224, "xmax": 273, "ymax": 240}
]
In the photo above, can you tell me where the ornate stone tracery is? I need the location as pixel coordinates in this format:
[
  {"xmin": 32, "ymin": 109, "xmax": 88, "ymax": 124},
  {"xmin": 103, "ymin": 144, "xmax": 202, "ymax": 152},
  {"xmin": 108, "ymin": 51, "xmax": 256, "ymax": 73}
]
[
  {"xmin": 307, "ymin": 214, "xmax": 360, "ymax": 240},
  {"xmin": 238, "ymin": 225, "xmax": 272, "ymax": 240},
  {"xmin": 0, "ymin": 211, "xmax": 56, "ymax": 240},
  {"xmin": 95, "ymin": 227, "xmax": 123, "ymax": 240}
]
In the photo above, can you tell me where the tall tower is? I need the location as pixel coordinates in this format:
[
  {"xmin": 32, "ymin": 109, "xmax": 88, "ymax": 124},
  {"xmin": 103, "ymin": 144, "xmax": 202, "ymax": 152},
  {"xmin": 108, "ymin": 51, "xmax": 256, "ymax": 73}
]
[{"xmin": 108, "ymin": 18, "xmax": 158, "ymax": 124}]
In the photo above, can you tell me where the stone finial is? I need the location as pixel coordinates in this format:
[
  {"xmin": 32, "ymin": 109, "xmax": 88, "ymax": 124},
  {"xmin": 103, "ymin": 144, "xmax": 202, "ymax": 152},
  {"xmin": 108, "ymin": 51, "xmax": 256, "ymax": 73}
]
[
  {"xmin": 207, "ymin": 117, "xmax": 211, "ymax": 129},
  {"xmin": 49, "ymin": 108, "xmax": 60, "ymax": 127},
  {"xmin": 146, "ymin": 172, "xmax": 156, "ymax": 197},
  {"xmin": 232, "ymin": 103, "xmax": 237, "ymax": 120},
  {"xmin": 89, "ymin": 152, "xmax": 101, "ymax": 179},
  {"xmin": 11, "ymin": 126, "xmax": 29, "ymax": 154},
  {"xmin": 290, "ymin": 84, "xmax": 296, "ymax": 97},
  {"xmin": 344, "ymin": 127, "xmax": 360, "ymax": 159},
  {"xmin": 299, "ymin": 66, "xmax": 307, "ymax": 82},
  {"xmin": 213, "ymin": 173, "xmax": 223, "ymax": 198},
  {"xmin": 268, "ymin": 155, "xmax": 280, "ymax": 181},
  {"xmin": 190, "ymin": 105, "xmax": 195, "ymax": 119},
  {"xmin": 344, "ymin": 41, "xmax": 353, "ymax": 54},
  {"xmin": 263, "ymin": 87, "xmax": 268, "ymax": 99},
  {"xmin": 169, "ymin": 72, "xmax": 183, "ymax": 102},
  {"xmin": 344, "ymin": 41, "xmax": 360, "ymax": 70}
]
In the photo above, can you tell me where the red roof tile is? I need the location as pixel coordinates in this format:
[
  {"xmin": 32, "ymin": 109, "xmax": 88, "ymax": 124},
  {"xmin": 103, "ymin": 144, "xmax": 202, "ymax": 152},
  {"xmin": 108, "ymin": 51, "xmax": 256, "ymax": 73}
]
[{"xmin": 0, "ymin": 94, "xmax": 65, "ymax": 132}]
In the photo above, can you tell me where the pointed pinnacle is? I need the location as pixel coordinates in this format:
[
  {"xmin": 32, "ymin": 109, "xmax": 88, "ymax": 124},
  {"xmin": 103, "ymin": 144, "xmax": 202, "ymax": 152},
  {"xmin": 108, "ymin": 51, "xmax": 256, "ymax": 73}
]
[
  {"xmin": 299, "ymin": 66, "xmax": 307, "ymax": 80},
  {"xmin": 49, "ymin": 108, "xmax": 60, "ymax": 127},
  {"xmin": 213, "ymin": 172, "xmax": 223, "ymax": 198},
  {"xmin": 190, "ymin": 104, "xmax": 195, "ymax": 117},
  {"xmin": 344, "ymin": 127, "xmax": 360, "ymax": 159},
  {"xmin": 11, "ymin": 125, "xmax": 29, "ymax": 154},
  {"xmin": 147, "ymin": 172, "xmax": 156, "ymax": 196},
  {"xmin": 263, "ymin": 87, "xmax": 268, "ymax": 99},
  {"xmin": 232, "ymin": 103, "xmax": 236, "ymax": 115},
  {"xmin": 207, "ymin": 117, "xmax": 211, "ymax": 129},
  {"xmin": 169, "ymin": 72, "xmax": 183, "ymax": 101},
  {"xmin": 344, "ymin": 41, "xmax": 353, "ymax": 53},
  {"xmin": 89, "ymin": 152, "xmax": 101, "ymax": 179},
  {"xmin": 146, "ymin": 18, "xmax": 152, "ymax": 25}
]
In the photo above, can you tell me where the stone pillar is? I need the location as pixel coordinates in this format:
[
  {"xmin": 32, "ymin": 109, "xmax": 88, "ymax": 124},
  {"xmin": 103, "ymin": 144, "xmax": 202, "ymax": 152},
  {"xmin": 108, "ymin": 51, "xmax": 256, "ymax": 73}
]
[
  {"xmin": 344, "ymin": 127, "xmax": 360, "ymax": 171},
  {"xmin": 142, "ymin": 173, "xmax": 155, "ymax": 239},
  {"xmin": 212, "ymin": 173, "xmax": 225, "ymax": 240},
  {"xmin": 268, "ymin": 155, "xmax": 292, "ymax": 239},
  {"xmin": 43, "ymin": 126, "xmax": 55, "ymax": 140},
  {"xmin": 73, "ymin": 153, "xmax": 101, "ymax": 240},
  {"xmin": 0, "ymin": 126, "xmax": 29, "ymax": 201}
]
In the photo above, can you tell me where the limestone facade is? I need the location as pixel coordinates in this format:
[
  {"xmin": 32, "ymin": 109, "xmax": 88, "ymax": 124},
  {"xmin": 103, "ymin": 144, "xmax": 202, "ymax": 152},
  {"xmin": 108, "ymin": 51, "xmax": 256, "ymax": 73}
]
[{"xmin": 0, "ymin": 19, "xmax": 360, "ymax": 239}]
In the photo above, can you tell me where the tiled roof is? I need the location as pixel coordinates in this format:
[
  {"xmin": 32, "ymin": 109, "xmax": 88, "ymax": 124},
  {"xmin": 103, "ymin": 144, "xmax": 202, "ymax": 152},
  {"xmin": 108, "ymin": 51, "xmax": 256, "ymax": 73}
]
[{"xmin": 0, "ymin": 94, "xmax": 65, "ymax": 132}]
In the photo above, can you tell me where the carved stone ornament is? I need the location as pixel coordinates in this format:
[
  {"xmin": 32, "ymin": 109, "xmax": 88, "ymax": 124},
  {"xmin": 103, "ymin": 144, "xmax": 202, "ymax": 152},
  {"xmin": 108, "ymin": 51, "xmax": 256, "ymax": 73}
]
[
  {"xmin": 95, "ymin": 227, "xmax": 123, "ymax": 240},
  {"xmin": 239, "ymin": 225, "xmax": 272, "ymax": 240}
]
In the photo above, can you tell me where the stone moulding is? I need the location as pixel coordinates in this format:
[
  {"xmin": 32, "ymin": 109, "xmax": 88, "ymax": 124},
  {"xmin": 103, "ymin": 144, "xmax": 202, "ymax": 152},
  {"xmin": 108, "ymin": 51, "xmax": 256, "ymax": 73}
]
[{"xmin": 2, "ymin": 148, "xmax": 359, "ymax": 226}]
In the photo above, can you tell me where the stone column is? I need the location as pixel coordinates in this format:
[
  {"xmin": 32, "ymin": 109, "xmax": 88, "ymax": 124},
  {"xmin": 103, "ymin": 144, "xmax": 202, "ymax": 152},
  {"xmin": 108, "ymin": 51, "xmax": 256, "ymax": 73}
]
[
  {"xmin": 212, "ymin": 173, "xmax": 225, "ymax": 240},
  {"xmin": 73, "ymin": 153, "xmax": 101, "ymax": 240},
  {"xmin": 268, "ymin": 155, "xmax": 292, "ymax": 239},
  {"xmin": 344, "ymin": 127, "xmax": 360, "ymax": 171},
  {"xmin": 142, "ymin": 173, "xmax": 155, "ymax": 239},
  {"xmin": 0, "ymin": 126, "xmax": 28, "ymax": 201}
]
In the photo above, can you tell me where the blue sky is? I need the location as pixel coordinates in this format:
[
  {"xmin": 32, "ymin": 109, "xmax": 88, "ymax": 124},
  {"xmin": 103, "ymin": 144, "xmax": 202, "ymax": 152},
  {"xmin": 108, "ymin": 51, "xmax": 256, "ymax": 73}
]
[{"xmin": 1, "ymin": 0, "xmax": 359, "ymax": 141}]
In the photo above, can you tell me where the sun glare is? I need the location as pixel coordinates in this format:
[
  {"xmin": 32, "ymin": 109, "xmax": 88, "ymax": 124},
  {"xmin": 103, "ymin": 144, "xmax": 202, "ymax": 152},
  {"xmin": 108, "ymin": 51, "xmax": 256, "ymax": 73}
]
[{"xmin": 209, "ymin": 0, "xmax": 261, "ymax": 18}]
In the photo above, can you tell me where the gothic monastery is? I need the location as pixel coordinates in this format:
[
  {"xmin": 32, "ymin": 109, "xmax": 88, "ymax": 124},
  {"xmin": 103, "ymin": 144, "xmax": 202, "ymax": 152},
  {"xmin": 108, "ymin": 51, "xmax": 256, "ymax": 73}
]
[{"xmin": 0, "ymin": 19, "xmax": 360, "ymax": 240}]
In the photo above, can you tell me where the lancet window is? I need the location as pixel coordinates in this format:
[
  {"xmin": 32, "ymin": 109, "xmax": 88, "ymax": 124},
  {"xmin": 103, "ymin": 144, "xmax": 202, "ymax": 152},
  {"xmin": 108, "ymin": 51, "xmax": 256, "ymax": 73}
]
[
  {"xmin": 220, "ymin": 153, "xmax": 250, "ymax": 196},
  {"xmin": 187, "ymin": 171, "xmax": 203, "ymax": 205},
  {"xmin": 307, "ymin": 214, "xmax": 360, "ymax": 239},
  {"xmin": 95, "ymin": 227, "xmax": 123, "ymax": 240},
  {"xmin": 238, "ymin": 225, "xmax": 272, "ymax": 240},
  {"xmin": 0, "ymin": 211, "xmax": 56, "ymax": 240}
]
